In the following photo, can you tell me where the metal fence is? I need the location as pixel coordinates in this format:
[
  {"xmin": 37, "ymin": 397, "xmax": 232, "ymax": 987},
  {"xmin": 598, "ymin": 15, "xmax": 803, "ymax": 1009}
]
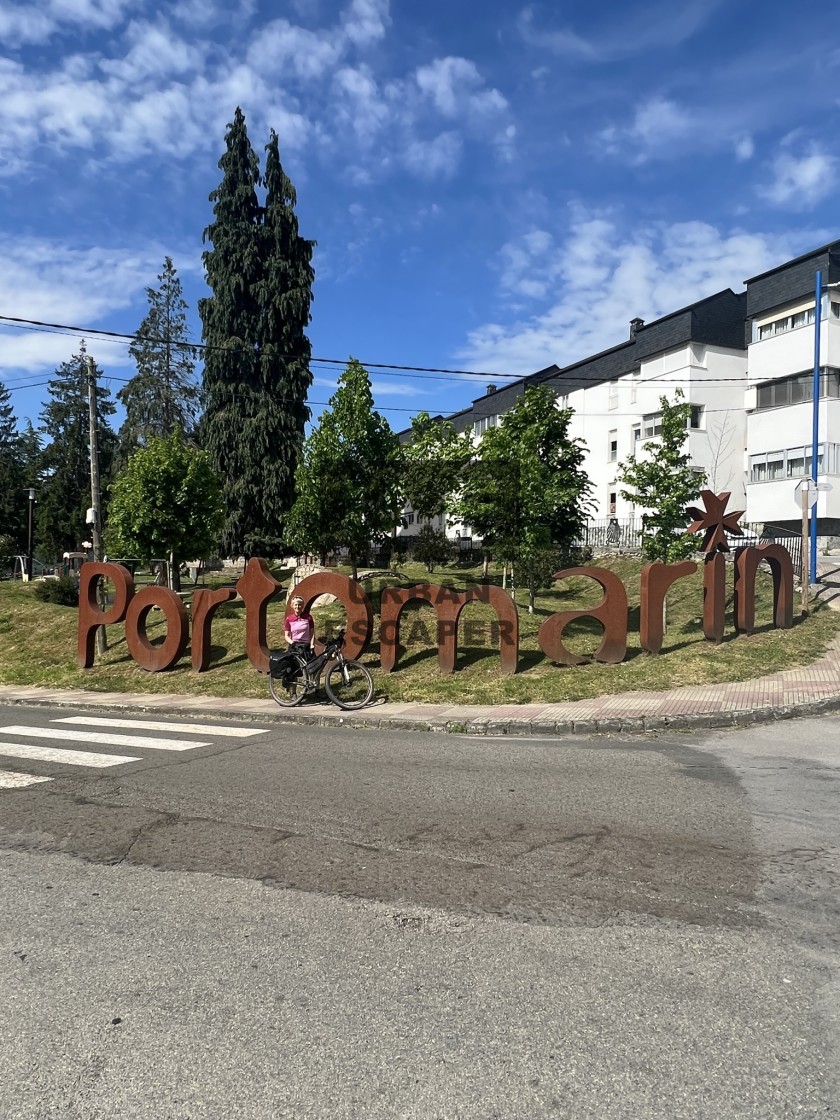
[{"xmin": 579, "ymin": 517, "xmax": 804, "ymax": 574}]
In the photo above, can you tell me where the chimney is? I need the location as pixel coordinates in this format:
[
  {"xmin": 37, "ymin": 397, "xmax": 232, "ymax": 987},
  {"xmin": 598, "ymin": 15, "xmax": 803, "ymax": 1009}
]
[
  {"xmin": 486, "ymin": 383, "xmax": 497, "ymax": 395},
  {"xmin": 629, "ymin": 317, "xmax": 644, "ymax": 338}
]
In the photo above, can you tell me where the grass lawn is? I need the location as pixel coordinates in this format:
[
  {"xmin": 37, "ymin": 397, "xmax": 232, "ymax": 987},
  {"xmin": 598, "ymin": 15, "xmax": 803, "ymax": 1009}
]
[{"xmin": 1, "ymin": 556, "xmax": 838, "ymax": 705}]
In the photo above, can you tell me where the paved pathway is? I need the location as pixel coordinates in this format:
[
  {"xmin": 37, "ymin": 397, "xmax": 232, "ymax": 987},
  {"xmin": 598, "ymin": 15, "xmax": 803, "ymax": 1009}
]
[{"xmin": 1, "ymin": 560, "xmax": 839, "ymax": 737}]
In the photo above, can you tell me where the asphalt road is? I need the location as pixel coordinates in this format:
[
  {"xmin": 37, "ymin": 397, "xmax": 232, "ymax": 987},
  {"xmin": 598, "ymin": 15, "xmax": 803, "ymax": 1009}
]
[{"xmin": 0, "ymin": 707, "xmax": 838, "ymax": 1119}]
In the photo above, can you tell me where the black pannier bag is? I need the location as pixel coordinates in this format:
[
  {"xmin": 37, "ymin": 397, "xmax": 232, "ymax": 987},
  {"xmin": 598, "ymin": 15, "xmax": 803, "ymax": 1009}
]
[{"xmin": 269, "ymin": 649, "xmax": 301, "ymax": 681}]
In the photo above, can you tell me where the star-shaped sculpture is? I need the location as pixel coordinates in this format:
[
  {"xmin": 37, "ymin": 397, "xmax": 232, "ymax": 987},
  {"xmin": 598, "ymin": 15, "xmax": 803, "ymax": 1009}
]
[{"xmin": 685, "ymin": 490, "xmax": 745, "ymax": 553}]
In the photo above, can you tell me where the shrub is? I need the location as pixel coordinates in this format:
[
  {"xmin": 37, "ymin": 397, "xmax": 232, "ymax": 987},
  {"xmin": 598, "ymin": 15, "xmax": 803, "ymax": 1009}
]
[
  {"xmin": 32, "ymin": 575, "xmax": 79, "ymax": 607},
  {"xmin": 413, "ymin": 525, "xmax": 455, "ymax": 573}
]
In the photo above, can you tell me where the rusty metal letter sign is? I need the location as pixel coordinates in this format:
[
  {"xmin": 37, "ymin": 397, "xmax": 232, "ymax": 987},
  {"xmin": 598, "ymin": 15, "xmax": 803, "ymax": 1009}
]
[
  {"xmin": 290, "ymin": 571, "xmax": 374, "ymax": 661},
  {"xmin": 537, "ymin": 567, "xmax": 628, "ymax": 666},
  {"xmin": 77, "ymin": 504, "xmax": 801, "ymax": 676},
  {"xmin": 734, "ymin": 544, "xmax": 794, "ymax": 634},
  {"xmin": 639, "ymin": 561, "xmax": 698, "ymax": 654},
  {"xmin": 379, "ymin": 582, "xmax": 518, "ymax": 675}
]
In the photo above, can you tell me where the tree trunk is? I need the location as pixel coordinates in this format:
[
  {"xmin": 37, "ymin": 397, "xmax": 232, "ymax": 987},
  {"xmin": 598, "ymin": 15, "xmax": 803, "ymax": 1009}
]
[
  {"xmin": 350, "ymin": 550, "xmax": 358, "ymax": 581},
  {"xmin": 170, "ymin": 550, "xmax": 181, "ymax": 593},
  {"xmin": 529, "ymin": 578, "xmax": 535, "ymax": 614}
]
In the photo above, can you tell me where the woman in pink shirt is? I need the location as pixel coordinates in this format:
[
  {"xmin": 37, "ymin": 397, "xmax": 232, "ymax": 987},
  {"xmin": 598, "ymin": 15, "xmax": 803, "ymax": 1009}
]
[{"xmin": 284, "ymin": 595, "xmax": 315, "ymax": 656}]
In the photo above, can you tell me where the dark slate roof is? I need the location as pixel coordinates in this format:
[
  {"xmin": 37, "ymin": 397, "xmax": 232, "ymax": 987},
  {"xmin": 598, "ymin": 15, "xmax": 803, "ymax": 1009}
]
[
  {"xmin": 745, "ymin": 240, "xmax": 840, "ymax": 320},
  {"xmin": 398, "ymin": 287, "xmax": 747, "ymax": 436}
]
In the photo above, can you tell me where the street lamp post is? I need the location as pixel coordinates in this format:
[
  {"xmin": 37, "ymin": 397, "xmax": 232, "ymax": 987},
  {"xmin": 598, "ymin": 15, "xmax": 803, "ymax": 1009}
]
[{"xmin": 26, "ymin": 488, "xmax": 35, "ymax": 582}]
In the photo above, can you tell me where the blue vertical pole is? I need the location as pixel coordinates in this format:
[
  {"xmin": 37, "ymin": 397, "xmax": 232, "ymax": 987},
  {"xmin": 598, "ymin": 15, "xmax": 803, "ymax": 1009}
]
[{"xmin": 811, "ymin": 270, "xmax": 823, "ymax": 583}]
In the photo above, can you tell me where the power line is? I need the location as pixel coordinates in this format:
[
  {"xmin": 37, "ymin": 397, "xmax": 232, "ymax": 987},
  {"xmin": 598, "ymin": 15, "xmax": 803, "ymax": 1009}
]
[{"xmin": 0, "ymin": 311, "xmax": 761, "ymax": 385}]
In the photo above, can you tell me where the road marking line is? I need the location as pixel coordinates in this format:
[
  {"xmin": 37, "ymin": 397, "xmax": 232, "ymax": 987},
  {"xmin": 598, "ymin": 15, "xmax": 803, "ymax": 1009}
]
[
  {"xmin": 0, "ymin": 769, "xmax": 53, "ymax": 788},
  {"xmin": 0, "ymin": 726, "xmax": 209, "ymax": 752},
  {"xmin": 0, "ymin": 743, "xmax": 140, "ymax": 768},
  {"xmin": 53, "ymin": 716, "xmax": 266, "ymax": 738}
]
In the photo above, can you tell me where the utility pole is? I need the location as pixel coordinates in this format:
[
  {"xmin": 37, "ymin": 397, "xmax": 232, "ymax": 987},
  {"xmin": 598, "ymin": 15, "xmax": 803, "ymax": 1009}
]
[{"xmin": 87, "ymin": 355, "xmax": 107, "ymax": 655}]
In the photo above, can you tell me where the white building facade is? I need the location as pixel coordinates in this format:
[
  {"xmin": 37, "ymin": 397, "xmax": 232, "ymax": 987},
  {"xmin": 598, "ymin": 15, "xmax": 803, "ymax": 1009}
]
[{"xmin": 398, "ymin": 238, "xmax": 840, "ymax": 548}]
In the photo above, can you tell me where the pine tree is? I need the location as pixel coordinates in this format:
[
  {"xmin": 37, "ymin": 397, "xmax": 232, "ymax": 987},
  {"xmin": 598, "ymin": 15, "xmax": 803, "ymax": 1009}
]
[
  {"xmin": 117, "ymin": 257, "xmax": 200, "ymax": 465},
  {"xmin": 0, "ymin": 382, "xmax": 31, "ymax": 550},
  {"xmin": 37, "ymin": 345, "xmax": 116, "ymax": 560},
  {"xmin": 199, "ymin": 108, "xmax": 315, "ymax": 558}
]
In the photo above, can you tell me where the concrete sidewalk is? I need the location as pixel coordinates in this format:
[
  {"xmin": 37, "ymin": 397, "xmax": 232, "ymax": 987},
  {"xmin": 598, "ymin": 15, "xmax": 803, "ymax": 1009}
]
[
  {"xmin": 1, "ymin": 558, "xmax": 839, "ymax": 738},
  {"xmin": 1, "ymin": 632, "xmax": 840, "ymax": 736}
]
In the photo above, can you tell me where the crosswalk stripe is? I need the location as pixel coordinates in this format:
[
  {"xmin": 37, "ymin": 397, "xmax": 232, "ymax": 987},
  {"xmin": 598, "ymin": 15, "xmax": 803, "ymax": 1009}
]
[
  {"xmin": 0, "ymin": 768, "xmax": 53, "ymax": 788},
  {"xmin": 54, "ymin": 716, "xmax": 266, "ymax": 738},
  {"xmin": 0, "ymin": 743, "xmax": 140, "ymax": 768},
  {"xmin": 0, "ymin": 726, "xmax": 209, "ymax": 753}
]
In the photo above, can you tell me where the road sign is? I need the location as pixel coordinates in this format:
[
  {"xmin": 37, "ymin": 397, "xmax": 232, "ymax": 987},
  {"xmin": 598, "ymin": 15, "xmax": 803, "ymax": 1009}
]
[{"xmin": 794, "ymin": 479, "xmax": 819, "ymax": 510}]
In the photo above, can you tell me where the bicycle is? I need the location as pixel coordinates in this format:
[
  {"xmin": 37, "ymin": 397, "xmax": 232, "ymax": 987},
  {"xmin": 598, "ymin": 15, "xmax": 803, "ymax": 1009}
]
[{"xmin": 268, "ymin": 628, "xmax": 374, "ymax": 711}]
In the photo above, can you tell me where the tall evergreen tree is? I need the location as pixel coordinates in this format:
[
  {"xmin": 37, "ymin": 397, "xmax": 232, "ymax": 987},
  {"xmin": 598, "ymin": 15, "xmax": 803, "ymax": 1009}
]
[
  {"xmin": 117, "ymin": 257, "xmax": 200, "ymax": 466},
  {"xmin": 37, "ymin": 345, "xmax": 116, "ymax": 560},
  {"xmin": 199, "ymin": 108, "xmax": 315, "ymax": 558},
  {"xmin": 0, "ymin": 382, "xmax": 31, "ymax": 550}
]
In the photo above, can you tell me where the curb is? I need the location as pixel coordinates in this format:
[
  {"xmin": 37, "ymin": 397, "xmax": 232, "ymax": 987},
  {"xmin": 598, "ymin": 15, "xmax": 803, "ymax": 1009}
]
[{"xmin": 2, "ymin": 689, "xmax": 840, "ymax": 738}]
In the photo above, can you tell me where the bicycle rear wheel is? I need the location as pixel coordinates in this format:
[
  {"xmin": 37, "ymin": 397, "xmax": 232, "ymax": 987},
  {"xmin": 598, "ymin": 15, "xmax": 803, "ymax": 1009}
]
[
  {"xmin": 323, "ymin": 659, "xmax": 374, "ymax": 710},
  {"xmin": 269, "ymin": 663, "xmax": 308, "ymax": 707}
]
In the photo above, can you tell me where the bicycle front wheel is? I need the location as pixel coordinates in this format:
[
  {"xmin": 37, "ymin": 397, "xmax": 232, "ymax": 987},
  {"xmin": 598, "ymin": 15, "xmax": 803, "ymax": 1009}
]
[
  {"xmin": 324, "ymin": 659, "xmax": 374, "ymax": 710},
  {"xmin": 269, "ymin": 669, "xmax": 307, "ymax": 707}
]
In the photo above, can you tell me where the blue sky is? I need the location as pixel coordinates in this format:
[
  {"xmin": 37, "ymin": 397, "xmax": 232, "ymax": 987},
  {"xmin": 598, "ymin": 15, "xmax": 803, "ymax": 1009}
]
[{"xmin": 1, "ymin": 0, "xmax": 838, "ymax": 434}]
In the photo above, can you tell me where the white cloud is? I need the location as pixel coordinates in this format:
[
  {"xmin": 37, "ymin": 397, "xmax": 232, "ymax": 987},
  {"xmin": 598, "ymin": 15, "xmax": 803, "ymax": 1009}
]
[
  {"xmin": 0, "ymin": 1, "xmax": 511, "ymax": 184},
  {"xmin": 0, "ymin": 0, "xmax": 133, "ymax": 45},
  {"xmin": 735, "ymin": 135, "xmax": 755, "ymax": 161},
  {"xmin": 402, "ymin": 131, "xmax": 462, "ymax": 179},
  {"xmin": 457, "ymin": 210, "xmax": 820, "ymax": 374},
  {"xmin": 518, "ymin": 1, "xmax": 724, "ymax": 62},
  {"xmin": 247, "ymin": 19, "xmax": 343, "ymax": 81},
  {"xmin": 332, "ymin": 66, "xmax": 391, "ymax": 143},
  {"xmin": 599, "ymin": 97, "xmax": 697, "ymax": 163},
  {"xmin": 100, "ymin": 20, "xmax": 208, "ymax": 83},
  {"xmin": 415, "ymin": 57, "xmax": 508, "ymax": 120},
  {"xmin": 0, "ymin": 236, "xmax": 166, "ymax": 374},
  {"xmin": 758, "ymin": 143, "xmax": 838, "ymax": 208},
  {"xmin": 341, "ymin": 0, "xmax": 390, "ymax": 46}
]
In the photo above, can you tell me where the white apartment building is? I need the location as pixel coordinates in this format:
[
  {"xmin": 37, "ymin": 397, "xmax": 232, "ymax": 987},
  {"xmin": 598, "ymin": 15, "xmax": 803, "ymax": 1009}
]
[
  {"xmin": 399, "ymin": 239, "xmax": 840, "ymax": 547},
  {"xmin": 743, "ymin": 242, "xmax": 840, "ymax": 539}
]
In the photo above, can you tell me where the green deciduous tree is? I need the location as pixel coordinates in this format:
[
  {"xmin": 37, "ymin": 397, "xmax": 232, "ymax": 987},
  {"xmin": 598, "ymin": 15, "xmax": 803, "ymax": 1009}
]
[
  {"xmin": 105, "ymin": 432, "xmax": 223, "ymax": 584},
  {"xmin": 455, "ymin": 385, "xmax": 592, "ymax": 612},
  {"xmin": 287, "ymin": 359, "xmax": 403, "ymax": 579},
  {"xmin": 199, "ymin": 108, "xmax": 315, "ymax": 559},
  {"xmin": 117, "ymin": 257, "xmax": 200, "ymax": 466},
  {"xmin": 616, "ymin": 391, "xmax": 704, "ymax": 562},
  {"xmin": 37, "ymin": 346, "xmax": 116, "ymax": 561},
  {"xmin": 402, "ymin": 411, "xmax": 471, "ymax": 521}
]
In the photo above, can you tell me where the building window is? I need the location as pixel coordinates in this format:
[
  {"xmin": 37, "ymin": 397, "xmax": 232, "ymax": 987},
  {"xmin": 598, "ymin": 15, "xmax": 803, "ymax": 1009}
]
[
  {"xmin": 608, "ymin": 381, "xmax": 618, "ymax": 410},
  {"xmin": 831, "ymin": 301, "xmax": 840, "ymax": 320},
  {"xmin": 406, "ymin": 512, "xmax": 415, "ymax": 525},
  {"xmin": 609, "ymin": 492, "xmax": 617, "ymax": 515},
  {"xmin": 630, "ymin": 371, "xmax": 640, "ymax": 404},
  {"xmin": 558, "ymin": 394, "xmax": 569, "ymax": 409},
  {"xmin": 754, "ymin": 304, "xmax": 815, "ymax": 341},
  {"xmin": 632, "ymin": 424, "xmax": 641, "ymax": 446},
  {"xmin": 755, "ymin": 368, "xmax": 840, "ymax": 411},
  {"xmin": 749, "ymin": 444, "xmax": 834, "ymax": 483},
  {"xmin": 608, "ymin": 431, "xmax": 618, "ymax": 462},
  {"xmin": 642, "ymin": 412, "xmax": 662, "ymax": 439},
  {"xmin": 689, "ymin": 404, "xmax": 705, "ymax": 430}
]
